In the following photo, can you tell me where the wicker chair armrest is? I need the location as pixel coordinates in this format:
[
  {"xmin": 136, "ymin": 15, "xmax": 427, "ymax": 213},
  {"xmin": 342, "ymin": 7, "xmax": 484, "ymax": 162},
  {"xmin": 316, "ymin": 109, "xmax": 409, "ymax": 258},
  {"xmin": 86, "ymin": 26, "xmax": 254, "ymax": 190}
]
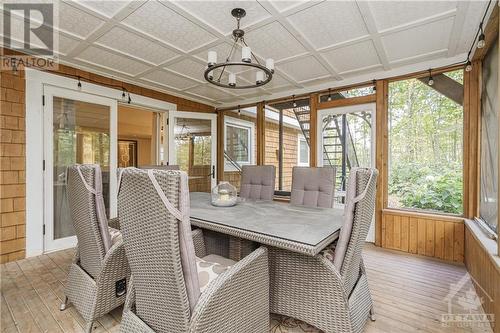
[
  {"xmin": 96, "ymin": 238, "xmax": 130, "ymax": 287},
  {"xmin": 316, "ymin": 254, "xmax": 349, "ymax": 303},
  {"xmin": 108, "ymin": 217, "xmax": 120, "ymax": 230},
  {"xmin": 189, "ymin": 246, "xmax": 269, "ymax": 333},
  {"xmin": 192, "ymin": 228, "xmax": 207, "ymax": 258},
  {"xmin": 123, "ymin": 275, "xmax": 136, "ymax": 312}
]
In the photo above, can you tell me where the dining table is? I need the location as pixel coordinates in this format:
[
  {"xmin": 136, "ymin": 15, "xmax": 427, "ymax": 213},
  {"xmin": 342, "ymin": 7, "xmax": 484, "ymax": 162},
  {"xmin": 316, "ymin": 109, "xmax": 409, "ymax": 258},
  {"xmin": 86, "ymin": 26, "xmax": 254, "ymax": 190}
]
[{"xmin": 189, "ymin": 192, "xmax": 345, "ymax": 258}]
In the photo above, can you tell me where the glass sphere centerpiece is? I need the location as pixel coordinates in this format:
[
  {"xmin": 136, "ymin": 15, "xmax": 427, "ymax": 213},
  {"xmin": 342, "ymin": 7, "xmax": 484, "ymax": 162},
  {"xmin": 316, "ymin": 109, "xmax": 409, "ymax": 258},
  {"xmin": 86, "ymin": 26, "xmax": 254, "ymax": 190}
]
[{"xmin": 211, "ymin": 181, "xmax": 237, "ymax": 207}]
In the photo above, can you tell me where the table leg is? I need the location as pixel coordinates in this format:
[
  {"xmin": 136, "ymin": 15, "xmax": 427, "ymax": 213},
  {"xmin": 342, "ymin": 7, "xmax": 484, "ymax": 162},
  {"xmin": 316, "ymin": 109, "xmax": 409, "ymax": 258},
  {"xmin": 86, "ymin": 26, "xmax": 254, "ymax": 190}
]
[{"xmin": 229, "ymin": 236, "xmax": 256, "ymax": 261}]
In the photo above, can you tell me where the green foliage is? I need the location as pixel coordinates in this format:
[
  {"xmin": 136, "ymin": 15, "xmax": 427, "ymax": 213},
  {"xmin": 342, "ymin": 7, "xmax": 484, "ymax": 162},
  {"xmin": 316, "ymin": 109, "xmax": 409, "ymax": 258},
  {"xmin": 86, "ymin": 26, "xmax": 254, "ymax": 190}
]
[
  {"xmin": 388, "ymin": 70, "xmax": 464, "ymax": 214},
  {"xmin": 389, "ymin": 163, "xmax": 463, "ymax": 214}
]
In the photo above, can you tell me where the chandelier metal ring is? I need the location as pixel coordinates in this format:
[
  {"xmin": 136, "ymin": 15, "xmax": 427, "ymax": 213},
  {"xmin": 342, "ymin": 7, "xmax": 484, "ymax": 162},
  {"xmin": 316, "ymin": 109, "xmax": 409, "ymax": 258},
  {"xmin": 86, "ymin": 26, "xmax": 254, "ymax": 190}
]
[
  {"xmin": 204, "ymin": 62, "xmax": 273, "ymax": 89},
  {"xmin": 204, "ymin": 8, "xmax": 274, "ymax": 89}
]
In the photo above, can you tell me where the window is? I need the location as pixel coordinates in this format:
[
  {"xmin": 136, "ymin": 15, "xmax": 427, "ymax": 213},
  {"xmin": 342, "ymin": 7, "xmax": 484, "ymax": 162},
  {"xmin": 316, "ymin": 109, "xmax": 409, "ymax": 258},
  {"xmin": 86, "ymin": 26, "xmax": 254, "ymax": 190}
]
[
  {"xmin": 388, "ymin": 70, "xmax": 464, "ymax": 215},
  {"xmin": 479, "ymin": 39, "xmax": 498, "ymax": 233},
  {"xmin": 319, "ymin": 85, "xmax": 375, "ymax": 102},
  {"xmin": 297, "ymin": 136, "xmax": 309, "ymax": 166},
  {"xmin": 224, "ymin": 116, "xmax": 255, "ymax": 172}
]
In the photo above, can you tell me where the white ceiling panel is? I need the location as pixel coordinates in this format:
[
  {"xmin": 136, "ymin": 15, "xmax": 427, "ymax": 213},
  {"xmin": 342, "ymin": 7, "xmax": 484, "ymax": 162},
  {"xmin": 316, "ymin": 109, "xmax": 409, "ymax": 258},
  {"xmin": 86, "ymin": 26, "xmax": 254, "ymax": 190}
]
[
  {"xmin": 455, "ymin": 1, "xmax": 488, "ymax": 54},
  {"xmin": 287, "ymin": 1, "xmax": 369, "ymax": 49},
  {"xmin": 142, "ymin": 70, "xmax": 199, "ymax": 90},
  {"xmin": 74, "ymin": 0, "xmax": 131, "ymax": 18},
  {"xmin": 165, "ymin": 58, "xmax": 208, "ymax": 82},
  {"xmin": 122, "ymin": 1, "xmax": 217, "ymax": 52},
  {"xmin": 267, "ymin": 0, "xmax": 311, "ymax": 13},
  {"xmin": 369, "ymin": 1, "xmax": 457, "ymax": 31},
  {"xmin": 37, "ymin": 0, "xmax": 489, "ymax": 106},
  {"xmin": 95, "ymin": 27, "xmax": 179, "ymax": 65},
  {"xmin": 322, "ymin": 40, "xmax": 380, "ymax": 73},
  {"xmin": 186, "ymin": 84, "xmax": 237, "ymax": 101},
  {"xmin": 58, "ymin": 1, "xmax": 104, "ymax": 38},
  {"xmin": 173, "ymin": 1, "xmax": 271, "ymax": 35},
  {"xmin": 75, "ymin": 46, "xmax": 151, "ymax": 76},
  {"xmin": 278, "ymin": 56, "xmax": 329, "ymax": 82},
  {"xmin": 382, "ymin": 17, "xmax": 454, "ymax": 62},
  {"xmin": 243, "ymin": 21, "xmax": 307, "ymax": 61}
]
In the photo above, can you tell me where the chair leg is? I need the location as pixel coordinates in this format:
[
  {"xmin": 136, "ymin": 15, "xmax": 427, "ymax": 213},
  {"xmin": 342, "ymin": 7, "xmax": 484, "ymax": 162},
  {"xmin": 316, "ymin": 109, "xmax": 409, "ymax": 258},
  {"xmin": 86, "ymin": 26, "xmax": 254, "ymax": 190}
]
[
  {"xmin": 370, "ymin": 306, "xmax": 376, "ymax": 321},
  {"xmin": 84, "ymin": 322, "xmax": 93, "ymax": 333},
  {"xmin": 59, "ymin": 296, "xmax": 70, "ymax": 311}
]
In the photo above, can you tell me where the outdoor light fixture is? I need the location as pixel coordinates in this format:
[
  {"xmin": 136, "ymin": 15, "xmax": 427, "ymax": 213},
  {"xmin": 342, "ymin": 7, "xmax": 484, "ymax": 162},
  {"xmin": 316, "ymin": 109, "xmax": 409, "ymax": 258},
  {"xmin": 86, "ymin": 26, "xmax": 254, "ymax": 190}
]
[
  {"xmin": 372, "ymin": 80, "xmax": 376, "ymax": 92},
  {"xmin": 427, "ymin": 69, "xmax": 434, "ymax": 86},
  {"xmin": 465, "ymin": 59, "xmax": 473, "ymax": 72},
  {"xmin": 327, "ymin": 89, "xmax": 332, "ymax": 101},
  {"xmin": 204, "ymin": 8, "xmax": 274, "ymax": 89},
  {"xmin": 292, "ymin": 95, "xmax": 297, "ymax": 108},
  {"xmin": 77, "ymin": 76, "xmax": 82, "ymax": 90},
  {"xmin": 477, "ymin": 23, "xmax": 486, "ymax": 49}
]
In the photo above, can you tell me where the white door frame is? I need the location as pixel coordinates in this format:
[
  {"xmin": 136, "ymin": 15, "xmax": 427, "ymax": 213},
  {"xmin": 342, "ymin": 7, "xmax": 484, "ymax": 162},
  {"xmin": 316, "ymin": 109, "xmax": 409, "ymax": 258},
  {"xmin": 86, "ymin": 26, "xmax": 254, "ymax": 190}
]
[
  {"xmin": 25, "ymin": 68, "xmax": 176, "ymax": 256},
  {"xmin": 316, "ymin": 103, "xmax": 377, "ymax": 242},
  {"xmin": 43, "ymin": 86, "xmax": 118, "ymax": 252},
  {"xmin": 168, "ymin": 111, "xmax": 217, "ymax": 189}
]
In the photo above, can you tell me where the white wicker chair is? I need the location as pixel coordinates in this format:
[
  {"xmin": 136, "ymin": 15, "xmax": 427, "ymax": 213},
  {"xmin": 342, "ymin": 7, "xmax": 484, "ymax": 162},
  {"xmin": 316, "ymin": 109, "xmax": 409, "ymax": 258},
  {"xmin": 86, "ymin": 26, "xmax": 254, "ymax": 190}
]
[
  {"xmin": 270, "ymin": 168, "xmax": 378, "ymax": 333},
  {"xmin": 61, "ymin": 164, "xmax": 130, "ymax": 333},
  {"xmin": 118, "ymin": 168, "xmax": 269, "ymax": 333}
]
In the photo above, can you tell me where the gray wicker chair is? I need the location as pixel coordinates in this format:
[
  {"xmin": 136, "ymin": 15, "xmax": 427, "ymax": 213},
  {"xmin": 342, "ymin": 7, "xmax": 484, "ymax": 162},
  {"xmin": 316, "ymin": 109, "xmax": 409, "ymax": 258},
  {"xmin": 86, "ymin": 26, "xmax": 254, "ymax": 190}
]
[
  {"xmin": 240, "ymin": 165, "xmax": 275, "ymax": 201},
  {"xmin": 290, "ymin": 166, "xmax": 336, "ymax": 208},
  {"xmin": 118, "ymin": 168, "xmax": 269, "ymax": 333},
  {"xmin": 270, "ymin": 168, "xmax": 378, "ymax": 333},
  {"xmin": 61, "ymin": 165, "xmax": 130, "ymax": 333}
]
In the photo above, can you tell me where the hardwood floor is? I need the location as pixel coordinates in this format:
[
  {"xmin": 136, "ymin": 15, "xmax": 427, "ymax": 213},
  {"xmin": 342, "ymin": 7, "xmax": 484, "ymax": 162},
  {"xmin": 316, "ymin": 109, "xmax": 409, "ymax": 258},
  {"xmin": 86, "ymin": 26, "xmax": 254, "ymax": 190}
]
[{"xmin": 0, "ymin": 244, "xmax": 493, "ymax": 333}]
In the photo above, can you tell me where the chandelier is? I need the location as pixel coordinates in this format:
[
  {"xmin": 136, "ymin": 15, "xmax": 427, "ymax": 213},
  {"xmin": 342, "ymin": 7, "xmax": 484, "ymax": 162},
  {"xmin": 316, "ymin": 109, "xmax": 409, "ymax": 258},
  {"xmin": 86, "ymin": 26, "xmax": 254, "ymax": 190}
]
[{"xmin": 204, "ymin": 8, "xmax": 274, "ymax": 89}]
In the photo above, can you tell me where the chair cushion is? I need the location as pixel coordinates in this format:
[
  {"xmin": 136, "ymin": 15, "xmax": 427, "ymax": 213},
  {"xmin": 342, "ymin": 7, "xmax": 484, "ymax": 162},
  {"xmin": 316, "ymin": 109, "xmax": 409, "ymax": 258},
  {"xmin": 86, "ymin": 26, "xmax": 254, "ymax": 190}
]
[
  {"xmin": 196, "ymin": 254, "xmax": 235, "ymax": 293},
  {"xmin": 319, "ymin": 240, "xmax": 338, "ymax": 262},
  {"xmin": 240, "ymin": 165, "xmax": 275, "ymax": 201},
  {"xmin": 109, "ymin": 227, "xmax": 122, "ymax": 245},
  {"xmin": 290, "ymin": 167, "xmax": 336, "ymax": 208}
]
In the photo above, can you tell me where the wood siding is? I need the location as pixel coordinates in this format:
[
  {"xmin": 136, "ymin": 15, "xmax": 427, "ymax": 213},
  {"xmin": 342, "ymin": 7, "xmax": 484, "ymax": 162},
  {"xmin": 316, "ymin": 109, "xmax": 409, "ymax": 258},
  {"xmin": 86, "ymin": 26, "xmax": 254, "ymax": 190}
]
[
  {"xmin": 381, "ymin": 210, "xmax": 465, "ymax": 263},
  {"xmin": 464, "ymin": 221, "xmax": 500, "ymax": 333}
]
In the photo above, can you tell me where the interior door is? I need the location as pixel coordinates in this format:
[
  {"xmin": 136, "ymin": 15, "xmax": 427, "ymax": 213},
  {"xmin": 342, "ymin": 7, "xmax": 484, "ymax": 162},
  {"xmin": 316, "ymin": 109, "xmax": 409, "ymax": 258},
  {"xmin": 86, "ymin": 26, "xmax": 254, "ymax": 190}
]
[
  {"xmin": 317, "ymin": 103, "xmax": 376, "ymax": 241},
  {"xmin": 168, "ymin": 111, "xmax": 217, "ymax": 192},
  {"xmin": 43, "ymin": 86, "xmax": 117, "ymax": 252}
]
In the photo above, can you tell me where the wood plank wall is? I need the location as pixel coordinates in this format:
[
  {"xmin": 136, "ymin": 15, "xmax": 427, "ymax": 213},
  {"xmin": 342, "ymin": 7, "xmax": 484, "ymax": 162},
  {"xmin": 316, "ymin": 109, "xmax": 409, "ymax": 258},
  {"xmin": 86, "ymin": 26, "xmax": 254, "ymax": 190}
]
[
  {"xmin": 464, "ymin": 221, "xmax": 500, "ymax": 333},
  {"xmin": 381, "ymin": 210, "xmax": 464, "ymax": 263}
]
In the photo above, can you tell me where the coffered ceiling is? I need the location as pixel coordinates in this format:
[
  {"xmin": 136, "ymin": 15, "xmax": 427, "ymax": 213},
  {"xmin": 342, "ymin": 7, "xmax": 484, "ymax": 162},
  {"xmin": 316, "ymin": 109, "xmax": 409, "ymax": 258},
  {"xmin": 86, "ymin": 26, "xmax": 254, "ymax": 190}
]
[{"xmin": 1, "ymin": 0, "xmax": 493, "ymax": 107}]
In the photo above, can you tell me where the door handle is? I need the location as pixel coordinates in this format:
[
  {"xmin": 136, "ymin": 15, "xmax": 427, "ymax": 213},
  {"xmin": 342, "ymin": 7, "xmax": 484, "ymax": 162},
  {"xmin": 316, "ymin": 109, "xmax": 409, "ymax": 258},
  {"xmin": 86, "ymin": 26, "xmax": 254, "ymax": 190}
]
[{"xmin": 212, "ymin": 165, "xmax": 215, "ymax": 179}]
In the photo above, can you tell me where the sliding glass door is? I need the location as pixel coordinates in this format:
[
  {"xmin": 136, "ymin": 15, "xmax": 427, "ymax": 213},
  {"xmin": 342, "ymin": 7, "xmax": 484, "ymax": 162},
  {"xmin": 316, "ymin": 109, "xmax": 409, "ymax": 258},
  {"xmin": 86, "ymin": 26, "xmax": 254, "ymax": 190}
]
[{"xmin": 43, "ymin": 86, "xmax": 117, "ymax": 252}]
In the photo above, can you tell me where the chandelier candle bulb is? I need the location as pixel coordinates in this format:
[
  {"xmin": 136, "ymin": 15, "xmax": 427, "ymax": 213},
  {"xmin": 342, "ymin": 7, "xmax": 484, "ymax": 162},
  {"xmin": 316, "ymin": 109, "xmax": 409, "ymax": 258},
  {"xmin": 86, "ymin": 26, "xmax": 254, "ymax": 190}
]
[
  {"xmin": 229, "ymin": 73, "xmax": 236, "ymax": 87},
  {"xmin": 256, "ymin": 71, "xmax": 264, "ymax": 84},
  {"xmin": 208, "ymin": 51, "xmax": 217, "ymax": 67},
  {"xmin": 242, "ymin": 46, "xmax": 251, "ymax": 63},
  {"xmin": 266, "ymin": 58, "xmax": 274, "ymax": 73}
]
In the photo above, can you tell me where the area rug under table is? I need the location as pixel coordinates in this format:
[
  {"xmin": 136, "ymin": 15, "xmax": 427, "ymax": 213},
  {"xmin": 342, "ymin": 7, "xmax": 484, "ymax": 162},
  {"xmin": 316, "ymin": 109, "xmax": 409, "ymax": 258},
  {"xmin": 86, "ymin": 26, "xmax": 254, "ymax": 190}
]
[{"xmin": 270, "ymin": 314, "xmax": 322, "ymax": 333}]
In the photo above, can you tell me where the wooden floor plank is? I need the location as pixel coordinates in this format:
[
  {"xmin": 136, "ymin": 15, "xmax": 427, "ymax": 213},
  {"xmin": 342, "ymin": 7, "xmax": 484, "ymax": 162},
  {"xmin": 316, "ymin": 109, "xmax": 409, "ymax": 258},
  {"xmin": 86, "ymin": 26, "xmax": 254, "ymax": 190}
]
[{"xmin": 0, "ymin": 244, "xmax": 492, "ymax": 333}]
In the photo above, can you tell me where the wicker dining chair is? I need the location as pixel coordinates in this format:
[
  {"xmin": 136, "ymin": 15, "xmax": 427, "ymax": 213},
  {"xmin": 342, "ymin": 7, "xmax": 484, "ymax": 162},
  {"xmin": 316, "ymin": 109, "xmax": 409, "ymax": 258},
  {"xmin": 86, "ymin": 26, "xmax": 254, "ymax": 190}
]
[
  {"xmin": 290, "ymin": 166, "xmax": 336, "ymax": 208},
  {"xmin": 139, "ymin": 165, "xmax": 180, "ymax": 170},
  {"xmin": 118, "ymin": 168, "xmax": 269, "ymax": 333},
  {"xmin": 270, "ymin": 167, "xmax": 378, "ymax": 333},
  {"xmin": 61, "ymin": 165, "xmax": 130, "ymax": 333},
  {"xmin": 240, "ymin": 165, "xmax": 275, "ymax": 201}
]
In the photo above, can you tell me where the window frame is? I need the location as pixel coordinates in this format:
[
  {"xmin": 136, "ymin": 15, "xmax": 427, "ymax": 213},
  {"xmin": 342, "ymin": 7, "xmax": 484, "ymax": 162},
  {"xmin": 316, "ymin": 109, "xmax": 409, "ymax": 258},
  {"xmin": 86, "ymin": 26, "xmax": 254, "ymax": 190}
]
[
  {"xmin": 224, "ymin": 116, "xmax": 255, "ymax": 171},
  {"xmin": 297, "ymin": 134, "xmax": 310, "ymax": 166}
]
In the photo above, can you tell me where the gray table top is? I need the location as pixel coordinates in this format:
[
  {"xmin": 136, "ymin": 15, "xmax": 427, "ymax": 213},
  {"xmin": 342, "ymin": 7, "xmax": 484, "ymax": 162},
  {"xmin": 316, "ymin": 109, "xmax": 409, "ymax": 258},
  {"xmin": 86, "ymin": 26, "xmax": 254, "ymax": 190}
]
[{"xmin": 190, "ymin": 192, "xmax": 344, "ymax": 247}]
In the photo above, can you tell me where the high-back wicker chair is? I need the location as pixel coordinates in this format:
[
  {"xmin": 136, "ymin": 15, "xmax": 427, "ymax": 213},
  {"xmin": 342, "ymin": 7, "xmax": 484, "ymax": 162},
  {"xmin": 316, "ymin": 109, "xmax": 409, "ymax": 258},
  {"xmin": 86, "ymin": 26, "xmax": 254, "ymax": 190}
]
[
  {"xmin": 139, "ymin": 165, "xmax": 180, "ymax": 170},
  {"xmin": 239, "ymin": 165, "xmax": 275, "ymax": 201},
  {"xmin": 290, "ymin": 166, "xmax": 336, "ymax": 208},
  {"xmin": 269, "ymin": 167, "xmax": 378, "ymax": 333},
  {"xmin": 118, "ymin": 168, "xmax": 269, "ymax": 333},
  {"xmin": 61, "ymin": 165, "xmax": 130, "ymax": 333}
]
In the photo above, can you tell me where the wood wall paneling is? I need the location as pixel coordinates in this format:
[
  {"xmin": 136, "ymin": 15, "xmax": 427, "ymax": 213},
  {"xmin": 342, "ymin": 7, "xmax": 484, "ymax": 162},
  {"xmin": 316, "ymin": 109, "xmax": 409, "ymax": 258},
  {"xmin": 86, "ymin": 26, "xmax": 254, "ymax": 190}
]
[{"xmin": 381, "ymin": 210, "xmax": 465, "ymax": 263}]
